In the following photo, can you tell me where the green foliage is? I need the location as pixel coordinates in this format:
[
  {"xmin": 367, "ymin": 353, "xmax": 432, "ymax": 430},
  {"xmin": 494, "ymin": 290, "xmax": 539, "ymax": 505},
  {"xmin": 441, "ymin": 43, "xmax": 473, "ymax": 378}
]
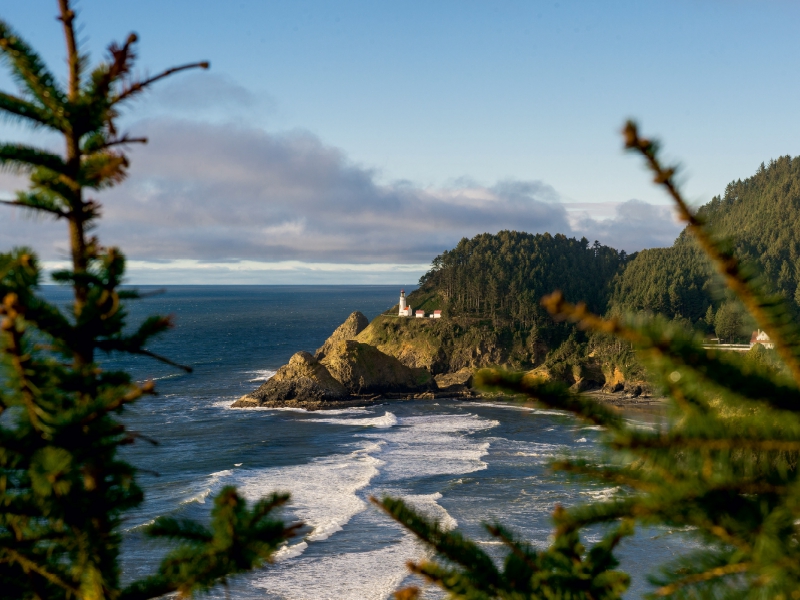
[
  {"xmin": 416, "ymin": 231, "xmax": 630, "ymax": 327},
  {"xmin": 0, "ymin": 3, "xmax": 294, "ymax": 598},
  {"xmin": 121, "ymin": 488, "xmax": 298, "ymax": 600},
  {"xmin": 612, "ymin": 155, "xmax": 800, "ymax": 326},
  {"xmin": 380, "ymin": 123, "xmax": 800, "ymax": 598},
  {"xmin": 373, "ymin": 497, "xmax": 631, "ymax": 600},
  {"xmin": 714, "ymin": 300, "xmax": 746, "ymax": 343}
]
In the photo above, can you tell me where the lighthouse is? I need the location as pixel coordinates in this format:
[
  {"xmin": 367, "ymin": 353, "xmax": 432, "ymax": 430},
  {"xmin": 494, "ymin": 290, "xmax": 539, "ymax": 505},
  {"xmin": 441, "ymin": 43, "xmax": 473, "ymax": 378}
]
[{"xmin": 398, "ymin": 289, "xmax": 412, "ymax": 317}]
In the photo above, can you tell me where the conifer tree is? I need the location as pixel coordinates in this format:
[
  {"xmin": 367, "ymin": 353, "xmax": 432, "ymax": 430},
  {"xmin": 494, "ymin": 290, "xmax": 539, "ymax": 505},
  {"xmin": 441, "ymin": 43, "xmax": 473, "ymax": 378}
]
[
  {"xmin": 376, "ymin": 122, "xmax": 800, "ymax": 598},
  {"xmin": 0, "ymin": 2, "xmax": 296, "ymax": 598}
]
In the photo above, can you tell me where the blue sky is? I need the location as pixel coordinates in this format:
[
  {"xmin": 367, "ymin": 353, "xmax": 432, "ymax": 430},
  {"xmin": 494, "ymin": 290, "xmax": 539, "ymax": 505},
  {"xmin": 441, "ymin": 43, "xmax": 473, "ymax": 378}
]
[{"xmin": 1, "ymin": 1, "xmax": 798, "ymax": 283}]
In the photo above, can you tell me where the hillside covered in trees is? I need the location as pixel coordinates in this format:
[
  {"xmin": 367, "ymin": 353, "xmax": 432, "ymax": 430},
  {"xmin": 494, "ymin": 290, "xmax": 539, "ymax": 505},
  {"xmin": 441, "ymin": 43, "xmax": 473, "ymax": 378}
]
[
  {"xmin": 610, "ymin": 156, "xmax": 800, "ymax": 340},
  {"xmin": 410, "ymin": 231, "xmax": 631, "ymax": 325},
  {"xmin": 398, "ymin": 157, "xmax": 800, "ymax": 381}
]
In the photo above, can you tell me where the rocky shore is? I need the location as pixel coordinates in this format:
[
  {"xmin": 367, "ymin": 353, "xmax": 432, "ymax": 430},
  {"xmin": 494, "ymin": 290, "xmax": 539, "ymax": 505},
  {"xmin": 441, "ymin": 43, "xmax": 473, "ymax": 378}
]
[
  {"xmin": 232, "ymin": 312, "xmax": 477, "ymax": 409},
  {"xmin": 232, "ymin": 310, "xmax": 654, "ymax": 410}
]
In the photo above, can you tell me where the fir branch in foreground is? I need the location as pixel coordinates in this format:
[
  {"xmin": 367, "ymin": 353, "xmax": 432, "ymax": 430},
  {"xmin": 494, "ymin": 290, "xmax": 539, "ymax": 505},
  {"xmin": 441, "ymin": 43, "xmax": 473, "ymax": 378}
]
[
  {"xmin": 0, "ymin": 2, "xmax": 292, "ymax": 598},
  {"xmin": 386, "ymin": 121, "xmax": 800, "ymax": 599},
  {"xmin": 623, "ymin": 121, "xmax": 800, "ymax": 388}
]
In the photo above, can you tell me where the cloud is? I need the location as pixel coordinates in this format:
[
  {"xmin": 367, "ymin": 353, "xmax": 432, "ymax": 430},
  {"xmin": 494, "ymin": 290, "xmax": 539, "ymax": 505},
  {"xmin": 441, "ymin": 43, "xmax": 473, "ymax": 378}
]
[
  {"xmin": 150, "ymin": 73, "xmax": 260, "ymax": 111},
  {"xmin": 91, "ymin": 118, "xmax": 573, "ymax": 263},
  {"xmin": 568, "ymin": 200, "xmax": 683, "ymax": 252},
  {"xmin": 0, "ymin": 118, "xmax": 682, "ymax": 281}
]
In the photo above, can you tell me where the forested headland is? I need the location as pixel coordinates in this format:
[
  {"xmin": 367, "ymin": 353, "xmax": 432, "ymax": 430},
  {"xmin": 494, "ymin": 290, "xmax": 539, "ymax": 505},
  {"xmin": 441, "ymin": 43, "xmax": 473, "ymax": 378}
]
[{"xmin": 401, "ymin": 156, "xmax": 800, "ymax": 390}]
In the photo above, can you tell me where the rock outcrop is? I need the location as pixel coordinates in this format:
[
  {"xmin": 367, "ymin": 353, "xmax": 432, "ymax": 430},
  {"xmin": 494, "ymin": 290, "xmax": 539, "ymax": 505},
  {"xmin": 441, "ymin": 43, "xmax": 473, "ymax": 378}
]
[
  {"xmin": 355, "ymin": 316, "xmax": 528, "ymax": 374},
  {"xmin": 233, "ymin": 316, "xmax": 436, "ymax": 408},
  {"xmin": 320, "ymin": 339, "xmax": 433, "ymax": 395},
  {"xmin": 232, "ymin": 351, "xmax": 347, "ymax": 408},
  {"xmin": 315, "ymin": 311, "xmax": 369, "ymax": 360},
  {"xmin": 434, "ymin": 367, "xmax": 474, "ymax": 394}
]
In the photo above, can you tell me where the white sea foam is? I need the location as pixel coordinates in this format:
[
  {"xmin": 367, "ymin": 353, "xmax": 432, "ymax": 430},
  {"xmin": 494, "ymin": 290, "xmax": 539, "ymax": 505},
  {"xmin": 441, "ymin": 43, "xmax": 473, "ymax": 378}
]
[
  {"xmin": 309, "ymin": 410, "xmax": 398, "ymax": 429},
  {"xmin": 153, "ymin": 374, "xmax": 178, "ymax": 381},
  {"xmin": 253, "ymin": 534, "xmax": 427, "ymax": 600},
  {"xmin": 576, "ymin": 437, "xmax": 588, "ymax": 443},
  {"xmin": 232, "ymin": 442, "xmax": 383, "ymax": 553},
  {"xmin": 580, "ymin": 486, "xmax": 620, "ymax": 501},
  {"xmin": 273, "ymin": 541, "xmax": 308, "ymax": 562},
  {"xmin": 401, "ymin": 492, "xmax": 458, "ymax": 531},
  {"xmin": 180, "ymin": 469, "xmax": 233, "ymax": 505},
  {"xmin": 211, "ymin": 399, "xmax": 370, "ymax": 414},
  {"xmin": 244, "ymin": 369, "xmax": 277, "ymax": 382},
  {"xmin": 122, "ymin": 517, "xmax": 156, "ymax": 533},
  {"xmin": 463, "ymin": 401, "xmax": 567, "ymax": 417},
  {"xmin": 365, "ymin": 413, "xmax": 498, "ymax": 481},
  {"xmin": 256, "ymin": 406, "xmax": 370, "ymax": 415}
]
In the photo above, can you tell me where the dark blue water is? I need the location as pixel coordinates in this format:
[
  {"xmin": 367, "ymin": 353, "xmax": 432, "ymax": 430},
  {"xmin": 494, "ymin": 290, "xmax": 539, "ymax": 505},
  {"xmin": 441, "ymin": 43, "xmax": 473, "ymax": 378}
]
[{"xmin": 42, "ymin": 285, "xmax": 686, "ymax": 599}]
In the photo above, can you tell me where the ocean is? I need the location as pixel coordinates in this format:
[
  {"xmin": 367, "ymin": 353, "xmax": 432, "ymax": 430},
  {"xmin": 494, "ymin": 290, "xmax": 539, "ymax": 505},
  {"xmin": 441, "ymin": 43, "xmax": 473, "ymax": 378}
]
[{"xmin": 44, "ymin": 285, "xmax": 686, "ymax": 599}]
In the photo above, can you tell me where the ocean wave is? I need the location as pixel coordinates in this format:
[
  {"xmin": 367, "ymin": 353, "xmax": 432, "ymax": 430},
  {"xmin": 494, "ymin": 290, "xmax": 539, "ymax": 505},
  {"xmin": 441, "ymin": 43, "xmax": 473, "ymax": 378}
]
[
  {"xmin": 463, "ymin": 401, "xmax": 567, "ymax": 416},
  {"xmin": 244, "ymin": 369, "xmax": 277, "ymax": 382},
  {"xmin": 364, "ymin": 413, "xmax": 497, "ymax": 480},
  {"xmin": 180, "ymin": 469, "xmax": 234, "ymax": 506},
  {"xmin": 122, "ymin": 517, "xmax": 156, "ymax": 533},
  {"xmin": 231, "ymin": 442, "xmax": 383, "ymax": 554},
  {"xmin": 580, "ymin": 486, "xmax": 620, "ymax": 501},
  {"xmin": 273, "ymin": 541, "xmax": 308, "ymax": 562},
  {"xmin": 253, "ymin": 534, "xmax": 426, "ymax": 600},
  {"xmin": 400, "ymin": 492, "xmax": 457, "ymax": 531},
  {"xmin": 212, "ymin": 400, "xmax": 372, "ymax": 415},
  {"xmin": 150, "ymin": 373, "xmax": 182, "ymax": 382},
  {"xmin": 309, "ymin": 410, "xmax": 398, "ymax": 429}
]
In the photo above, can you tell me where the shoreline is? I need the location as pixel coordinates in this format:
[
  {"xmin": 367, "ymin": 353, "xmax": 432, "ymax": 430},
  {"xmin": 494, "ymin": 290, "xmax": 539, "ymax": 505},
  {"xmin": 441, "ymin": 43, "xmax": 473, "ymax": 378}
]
[{"xmin": 233, "ymin": 388, "xmax": 667, "ymax": 412}]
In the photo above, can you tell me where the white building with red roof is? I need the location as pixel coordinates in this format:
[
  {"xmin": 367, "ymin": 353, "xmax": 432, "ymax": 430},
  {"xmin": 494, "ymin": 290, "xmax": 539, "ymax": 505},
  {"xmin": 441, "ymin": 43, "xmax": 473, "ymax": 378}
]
[{"xmin": 750, "ymin": 329, "xmax": 774, "ymax": 349}]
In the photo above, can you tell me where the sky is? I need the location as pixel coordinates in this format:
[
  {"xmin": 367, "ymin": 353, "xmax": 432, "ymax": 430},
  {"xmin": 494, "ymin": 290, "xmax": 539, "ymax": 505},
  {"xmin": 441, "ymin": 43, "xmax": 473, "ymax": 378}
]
[{"xmin": 1, "ymin": 0, "xmax": 799, "ymax": 284}]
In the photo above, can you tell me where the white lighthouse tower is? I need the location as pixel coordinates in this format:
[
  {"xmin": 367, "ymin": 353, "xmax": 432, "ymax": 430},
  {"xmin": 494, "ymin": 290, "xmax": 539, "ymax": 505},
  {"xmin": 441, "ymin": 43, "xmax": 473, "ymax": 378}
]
[{"xmin": 398, "ymin": 289, "xmax": 412, "ymax": 317}]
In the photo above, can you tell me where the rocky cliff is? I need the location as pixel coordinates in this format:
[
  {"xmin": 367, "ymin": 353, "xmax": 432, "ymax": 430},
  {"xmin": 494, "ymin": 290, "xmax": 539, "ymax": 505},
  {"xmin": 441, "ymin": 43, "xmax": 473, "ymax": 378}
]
[
  {"xmin": 315, "ymin": 311, "xmax": 369, "ymax": 360},
  {"xmin": 232, "ymin": 351, "xmax": 348, "ymax": 408},
  {"xmin": 355, "ymin": 315, "xmax": 541, "ymax": 374},
  {"xmin": 233, "ymin": 314, "xmax": 436, "ymax": 409},
  {"xmin": 235, "ymin": 310, "xmax": 651, "ymax": 410}
]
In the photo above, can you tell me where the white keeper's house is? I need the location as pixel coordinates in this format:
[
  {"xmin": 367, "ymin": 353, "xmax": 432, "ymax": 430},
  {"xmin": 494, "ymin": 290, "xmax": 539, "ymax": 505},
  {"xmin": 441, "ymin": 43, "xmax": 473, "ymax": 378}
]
[{"xmin": 750, "ymin": 329, "xmax": 774, "ymax": 349}]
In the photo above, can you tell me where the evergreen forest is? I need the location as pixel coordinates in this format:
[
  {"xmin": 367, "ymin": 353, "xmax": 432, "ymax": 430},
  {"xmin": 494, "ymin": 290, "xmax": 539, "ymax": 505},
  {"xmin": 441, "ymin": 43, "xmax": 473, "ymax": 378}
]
[{"xmin": 413, "ymin": 156, "xmax": 800, "ymax": 346}]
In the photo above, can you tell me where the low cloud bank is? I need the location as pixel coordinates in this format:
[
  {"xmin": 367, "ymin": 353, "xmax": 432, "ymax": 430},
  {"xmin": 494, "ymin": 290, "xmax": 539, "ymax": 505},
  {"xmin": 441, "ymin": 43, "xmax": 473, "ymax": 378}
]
[{"xmin": 0, "ymin": 118, "xmax": 683, "ymax": 281}]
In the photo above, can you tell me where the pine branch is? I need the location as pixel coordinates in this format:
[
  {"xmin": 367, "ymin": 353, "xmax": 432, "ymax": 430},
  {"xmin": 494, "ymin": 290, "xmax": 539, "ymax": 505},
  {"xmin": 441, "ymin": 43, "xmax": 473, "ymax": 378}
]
[
  {"xmin": 0, "ymin": 198, "xmax": 67, "ymax": 219},
  {"xmin": 0, "ymin": 143, "xmax": 66, "ymax": 174},
  {"xmin": 112, "ymin": 61, "xmax": 210, "ymax": 105},
  {"xmin": 87, "ymin": 33, "xmax": 138, "ymax": 103},
  {"xmin": 371, "ymin": 496, "xmax": 501, "ymax": 585},
  {"xmin": 84, "ymin": 135, "xmax": 147, "ymax": 154},
  {"xmin": 56, "ymin": 0, "xmax": 80, "ymax": 100},
  {"xmin": 0, "ymin": 91, "xmax": 58, "ymax": 129},
  {"xmin": 0, "ymin": 20, "xmax": 67, "ymax": 119},
  {"xmin": 540, "ymin": 291, "xmax": 800, "ymax": 414},
  {"xmin": 653, "ymin": 562, "xmax": 750, "ymax": 597},
  {"xmin": 475, "ymin": 368, "xmax": 627, "ymax": 429},
  {"xmin": 623, "ymin": 121, "xmax": 800, "ymax": 388},
  {"xmin": 0, "ymin": 548, "xmax": 79, "ymax": 596}
]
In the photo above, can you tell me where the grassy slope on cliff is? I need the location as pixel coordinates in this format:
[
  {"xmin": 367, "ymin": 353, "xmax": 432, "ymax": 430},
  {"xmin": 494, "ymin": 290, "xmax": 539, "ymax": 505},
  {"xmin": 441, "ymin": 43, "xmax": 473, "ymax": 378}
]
[{"xmin": 357, "ymin": 315, "xmax": 540, "ymax": 374}]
